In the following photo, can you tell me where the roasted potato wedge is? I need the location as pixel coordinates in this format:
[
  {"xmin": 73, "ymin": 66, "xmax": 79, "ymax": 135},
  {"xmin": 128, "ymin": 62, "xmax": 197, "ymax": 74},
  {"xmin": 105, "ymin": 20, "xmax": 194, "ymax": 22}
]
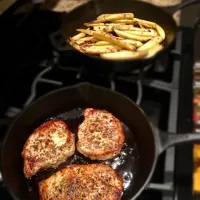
[
  {"xmin": 147, "ymin": 44, "xmax": 164, "ymax": 58},
  {"xmin": 112, "ymin": 19, "xmax": 134, "ymax": 24},
  {"xmin": 113, "ymin": 24, "xmax": 151, "ymax": 32},
  {"xmin": 70, "ymin": 12, "xmax": 166, "ymax": 60},
  {"xmin": 76, "ymin": 29, "xmax": 94, "ymax": 36},
  {"xmin": 83, "ymin": 45, "xmax": 122, "ymax": 54},
  {"xmin": 93, "ymin": 25, "xmax": 107, "ymax": 31},
  {"xmin": 69, "ymin": 40, "xmax": 84, "ymax": 53},
  {"xmin": 95, "ymin": 40, "xmax": 142, "ymax": 47},
  {"xmin": 156, "ymin": 24, "xmax": 165, "ymax": 39},
  {"xmin": 97, "ymin": 14, "xmax": 109, "ymax": 19},
  {"xmin": 134, "ymin": 18, "xmax": 156, "ymax": 28},
  {"xmin": 103, "ymin": 26, "xmax": 114, "ymax": 32},
  {"xmin": 71, "ymin": 33, "xmax": 86, "ymax": 41},
  {"xmin": 125, "ymin": 30, "xmax": 157, "ymax": 37},
  {"xmin": 95, "ymin": 13, "xmax": 134, "ymax": 23},
  {"xmin": 93, "ymin": 31, "xmax": 136, "ymax": 51},
  {"xmin": 75, "ymin": 37, "xmax": 97, "ymax": 45},
  {"xmin": 93, "ymin": 25, "xmax": 113, "ymax": 32},
  {"xmin": 107, "ymin": 23, "xmax": 126, "ymax": 25},
  {"xmin": 95, "ymin": 41, "xmax": 112, "ymax": 46},
  {"xmin": 121, "ymin": 39, "xmax": 143, "ymax": 47},
  {"xmin": 100, "ymin": 50, "xmax": 147, "ymax": 60},
  {"xmin": 114, "ymin": 29, "xmax": 152, "ymax": 42},
  {"xmin": 150, "ymin": 29, "xmax": 158, "ymax": 36},
  {"xmin": 84, "ymin": 22, "xmax": 105, "ymax": 27},
  {"xmin": 137, "ymin": 36, "xmax": 163, "ymax": 51}
]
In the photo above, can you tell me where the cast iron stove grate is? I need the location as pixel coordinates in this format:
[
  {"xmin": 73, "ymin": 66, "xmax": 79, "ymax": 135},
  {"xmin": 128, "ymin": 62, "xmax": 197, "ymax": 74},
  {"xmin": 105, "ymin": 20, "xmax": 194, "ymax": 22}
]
[{"xmin": 0, "ymin": 27, "xmax": 193, "ymax": 200}]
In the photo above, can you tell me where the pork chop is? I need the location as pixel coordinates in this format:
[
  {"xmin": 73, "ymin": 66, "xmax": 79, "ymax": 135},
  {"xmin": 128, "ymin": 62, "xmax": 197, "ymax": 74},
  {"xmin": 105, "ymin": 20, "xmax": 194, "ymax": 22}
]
[
  {"xmin": 39, "ymin": 164, "xmax": 123, "ymax": 200},
  {"xmin": 21, "ymin": 120, "xmax": 75, "ymax": 178},
  {"xmin": 77, "ymin": 108, "xmax": 125, "ymax": 160}
]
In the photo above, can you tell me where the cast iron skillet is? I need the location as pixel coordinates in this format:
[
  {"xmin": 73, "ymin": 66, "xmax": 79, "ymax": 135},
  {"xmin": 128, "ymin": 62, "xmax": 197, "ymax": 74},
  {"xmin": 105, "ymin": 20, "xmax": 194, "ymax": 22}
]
[
  {"xmin": 51, "ymin": 0, "xmax": 200, "ymax": 72},
  {"xmin": 1, "ymin": 82, "xmax": 200, "ymax": 200}
]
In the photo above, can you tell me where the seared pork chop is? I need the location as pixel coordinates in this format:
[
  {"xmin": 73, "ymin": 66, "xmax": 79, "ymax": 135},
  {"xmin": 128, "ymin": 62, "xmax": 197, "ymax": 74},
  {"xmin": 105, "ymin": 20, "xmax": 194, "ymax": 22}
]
[
  {"xmin": 77, "ymin": 108, "xmax": 125, "ymax": 160},
  {"xmin": 21, "ymin": 120, "xmax": 75, "ymax": 178},
  {"xmin": 39, "ymin": 164, "xmax": 123, "ymax": 200}
]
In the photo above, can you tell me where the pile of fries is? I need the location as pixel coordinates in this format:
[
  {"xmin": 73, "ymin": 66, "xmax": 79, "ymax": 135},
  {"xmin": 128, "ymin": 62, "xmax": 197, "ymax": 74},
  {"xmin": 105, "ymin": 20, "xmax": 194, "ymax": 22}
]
[{"xmin": 69, "ymin": 13, "xmax": 165, "ymax": 60}]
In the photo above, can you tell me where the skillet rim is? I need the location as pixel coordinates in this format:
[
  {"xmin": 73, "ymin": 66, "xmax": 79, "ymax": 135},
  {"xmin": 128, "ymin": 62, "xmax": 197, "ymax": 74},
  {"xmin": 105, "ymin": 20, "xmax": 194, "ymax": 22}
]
[{"xmin": 1, "ymin": 82, "xmax": 158, "ymax": 200}]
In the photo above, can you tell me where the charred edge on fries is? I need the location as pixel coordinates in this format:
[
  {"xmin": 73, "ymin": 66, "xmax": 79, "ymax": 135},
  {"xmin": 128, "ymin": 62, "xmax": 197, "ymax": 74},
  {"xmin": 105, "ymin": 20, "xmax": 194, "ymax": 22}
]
[{"xmin": 93, "ymin": 31, "xmax": 136, "ymax": 51}]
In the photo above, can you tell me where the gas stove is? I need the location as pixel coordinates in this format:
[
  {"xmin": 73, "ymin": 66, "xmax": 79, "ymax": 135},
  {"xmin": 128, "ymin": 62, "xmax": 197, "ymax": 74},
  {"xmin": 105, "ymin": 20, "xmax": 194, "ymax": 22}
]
[{"xmin": 0, "ymin": 10, "xmax": 194, "ymax": 200}]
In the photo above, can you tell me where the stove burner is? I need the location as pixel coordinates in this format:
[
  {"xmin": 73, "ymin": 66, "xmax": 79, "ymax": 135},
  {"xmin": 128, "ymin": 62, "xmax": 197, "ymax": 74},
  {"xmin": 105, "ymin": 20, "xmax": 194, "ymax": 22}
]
[
  {"xmin": 22, "ymin": 63, "xmax": 144, "ymax": 107},
  {"xmin": 23, "ymin": 66, "xmax": 63, "ymax": 108}
]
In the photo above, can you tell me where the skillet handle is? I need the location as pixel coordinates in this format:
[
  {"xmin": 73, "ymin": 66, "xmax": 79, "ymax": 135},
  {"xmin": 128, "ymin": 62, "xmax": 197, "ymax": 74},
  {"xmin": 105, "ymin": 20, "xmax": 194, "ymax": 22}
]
[
  {"xmin": 49, "ymin": 31, "xmax": 75, "ymax": 52},
  {"xmin": 157, "ymin": 130, "xmax": 200, "ymax": 154},
  {"xmin": 167, "ymin": 0, "xmax": 200, "ymax": 15}
]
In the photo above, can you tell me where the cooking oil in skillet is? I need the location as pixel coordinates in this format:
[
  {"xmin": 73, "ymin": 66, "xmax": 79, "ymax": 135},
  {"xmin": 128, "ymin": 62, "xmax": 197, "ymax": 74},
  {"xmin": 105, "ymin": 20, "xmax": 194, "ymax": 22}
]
[{"xmin": 27, "ymin": 108, "xmax": 140, "ymax": 199}]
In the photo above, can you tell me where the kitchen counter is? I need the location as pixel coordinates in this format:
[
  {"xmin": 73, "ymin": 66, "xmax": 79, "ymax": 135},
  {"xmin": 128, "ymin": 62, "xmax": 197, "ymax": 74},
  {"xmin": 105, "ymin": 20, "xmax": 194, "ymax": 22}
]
[
  {"xmin": 40, "ymin": 0, "xmax": 182, "ymax": 24},
  {"xmin": 40, "ymin": 0, "xmax": 90, "ymax": 12},
  {"xmin": 0, "ymin": 0, "xmax": 16, "ymax": 15}
]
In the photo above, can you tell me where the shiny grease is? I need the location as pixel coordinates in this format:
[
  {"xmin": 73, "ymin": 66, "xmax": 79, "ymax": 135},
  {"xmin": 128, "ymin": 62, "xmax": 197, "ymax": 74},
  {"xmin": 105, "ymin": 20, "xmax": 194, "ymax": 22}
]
[{"xmin": 27, "ymin": 108, "xmax": 140, "ymax": 199}]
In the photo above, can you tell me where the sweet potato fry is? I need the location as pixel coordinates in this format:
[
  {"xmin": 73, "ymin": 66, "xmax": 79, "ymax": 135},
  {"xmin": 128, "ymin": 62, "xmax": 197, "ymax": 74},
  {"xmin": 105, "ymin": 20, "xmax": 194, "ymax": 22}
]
[
  {"xmin": 93, "ymin": 31, "xmax": 136, "ymax": 51},
  {"xmin": 100, "ymin": 50, "xmax": 147, "ymax": 60},
  {"xmin": 114, "ymin": 29, "xmax": 152, "ymax": 42}
]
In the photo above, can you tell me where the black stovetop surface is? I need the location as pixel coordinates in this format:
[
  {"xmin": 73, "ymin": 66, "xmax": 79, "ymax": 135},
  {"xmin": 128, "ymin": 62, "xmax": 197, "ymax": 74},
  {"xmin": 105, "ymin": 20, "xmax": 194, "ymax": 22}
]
[{"xmin": 0, "ymin": 8, "xmax": 194, "ymax": 200}]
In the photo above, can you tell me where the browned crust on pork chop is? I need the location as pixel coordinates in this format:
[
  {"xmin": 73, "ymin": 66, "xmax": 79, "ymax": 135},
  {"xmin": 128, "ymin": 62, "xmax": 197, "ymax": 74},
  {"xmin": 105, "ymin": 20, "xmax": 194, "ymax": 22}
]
[
  {"xmin": 39, "ymin": 164, "xmax": 123, "ymax": 200},
  {"xmin": 21, "ymin": 120, "xmax": 75, "ymax": 178},
  {"xmin": 77, "ymin": 108, "xmax": 125, "ymax": 160}
]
